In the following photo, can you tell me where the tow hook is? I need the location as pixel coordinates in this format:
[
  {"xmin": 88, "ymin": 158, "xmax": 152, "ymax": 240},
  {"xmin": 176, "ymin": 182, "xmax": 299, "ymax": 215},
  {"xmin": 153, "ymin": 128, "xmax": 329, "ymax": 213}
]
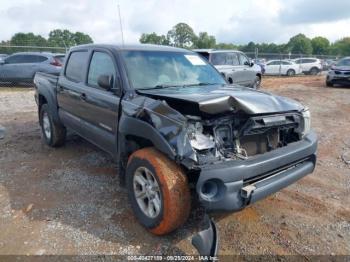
[
  {"xmin": 241, "ymin": 184, "xmax": 256, "ymax": 205},
  {"xmin": 192, "ymin": 215, "xmax": 219, "ymax": 258}
]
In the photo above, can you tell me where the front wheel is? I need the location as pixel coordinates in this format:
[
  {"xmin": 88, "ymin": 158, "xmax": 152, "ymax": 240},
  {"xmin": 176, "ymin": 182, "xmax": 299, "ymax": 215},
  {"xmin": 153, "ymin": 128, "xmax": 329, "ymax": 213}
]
[
  {"xmin": 126, "ymin": 147, "xmax": 191, "ymax": 235},
  {"xmin": 326, "ymin": 80, "xmax": 333, "ymax": 87},
  {"xmin": 286, "ymin": 69, "xmax": 296, "ymax": 76}
]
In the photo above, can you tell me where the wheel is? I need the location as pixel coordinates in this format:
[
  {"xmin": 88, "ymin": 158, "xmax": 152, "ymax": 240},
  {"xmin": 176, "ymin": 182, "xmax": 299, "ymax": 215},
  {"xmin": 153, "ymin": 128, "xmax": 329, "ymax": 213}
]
[
  {"xmin": 39, "ymin": 104, "xmax": 66, "ymax": 147},
  {"xmin": 126, "ymin": 147, "xmax": 191, "ymax": 235},
  {"xmin": 286, "ymin": 69, "xmax": 296, "ymax": 76},
  {"xmin": 326, "ymin": 81, "xmax": 333, "ymax": 87},
  {"xmin": 309, "ymin": 67, "xmax": 319, "ymax": 75},
  {"xmin": 251, "ymin": 75, "xmax": 261, "ymax": 89}
]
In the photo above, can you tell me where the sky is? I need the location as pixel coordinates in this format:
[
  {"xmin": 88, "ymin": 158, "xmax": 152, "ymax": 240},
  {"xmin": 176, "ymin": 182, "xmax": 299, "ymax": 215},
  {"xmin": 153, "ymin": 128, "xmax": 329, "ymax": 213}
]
[{"xmin": 1, "ymin": 0, "xmax": 350, "ymax": 45}]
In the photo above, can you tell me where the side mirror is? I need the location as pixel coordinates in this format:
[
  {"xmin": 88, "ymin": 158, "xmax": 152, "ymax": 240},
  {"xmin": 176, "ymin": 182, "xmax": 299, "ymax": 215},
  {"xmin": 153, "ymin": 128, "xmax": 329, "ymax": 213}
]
[{"xmin": 97, "ymin": 74, "xmax": 113, "ymax": 90}]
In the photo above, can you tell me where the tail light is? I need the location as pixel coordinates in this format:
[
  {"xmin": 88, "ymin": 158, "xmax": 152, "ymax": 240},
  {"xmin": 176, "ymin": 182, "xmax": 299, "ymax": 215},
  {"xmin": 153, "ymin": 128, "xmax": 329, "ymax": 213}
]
[{"xmin": 50, "ymin": 58, "xmax": 62, "ymax": 67}]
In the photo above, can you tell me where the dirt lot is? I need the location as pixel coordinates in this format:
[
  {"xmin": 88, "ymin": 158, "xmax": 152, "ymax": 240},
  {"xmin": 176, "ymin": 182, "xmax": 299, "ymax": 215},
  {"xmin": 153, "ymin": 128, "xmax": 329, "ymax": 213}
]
[{"xmin": 0, "ymin": 76, "xmax": 349, "ymax": 257}]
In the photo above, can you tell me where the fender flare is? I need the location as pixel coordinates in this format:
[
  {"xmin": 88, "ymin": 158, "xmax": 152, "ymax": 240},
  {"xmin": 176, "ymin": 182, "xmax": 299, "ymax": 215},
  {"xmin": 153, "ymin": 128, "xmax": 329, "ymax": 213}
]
[
  {"xmin": 118, "ymin": 116, "xmax": 176, "ymax": 160},
  {"xmin": 36, "ymin": 86, "xmax": 60, "ymax": 124}
]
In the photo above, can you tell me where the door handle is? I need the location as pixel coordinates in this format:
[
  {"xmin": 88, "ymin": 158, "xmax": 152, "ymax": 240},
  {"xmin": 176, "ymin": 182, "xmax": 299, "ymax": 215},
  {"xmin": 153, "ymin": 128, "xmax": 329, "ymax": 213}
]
[{"xmin": 80, "ymin": 93, "xmax": 87, "ymax": 100}]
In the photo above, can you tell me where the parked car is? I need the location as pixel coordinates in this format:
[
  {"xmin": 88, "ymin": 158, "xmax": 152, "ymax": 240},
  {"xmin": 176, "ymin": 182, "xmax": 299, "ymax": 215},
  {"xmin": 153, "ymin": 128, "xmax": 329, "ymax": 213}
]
[
  {"xmin": 326, "ymin": 57, "xmax": 350, "ymax": 87},
  {"xmin": 0, "ymin": 54, "xmax": 8, "ymax": 61},
  {"xmin": 293, "ymin": 58, "xmax": 322, "ymax": 75},
  {"xmin": 264, "ymin": 60, "xmax": 301, "ymax": 76},
  {"xmin": 0, "ymin": 52, "xmax": 64, "ymax": 84},
  {"xmin": 193, "ymin": 49, "xmax": 262, "ymax": 89},
  {"xmin": 34, "ymin": 44, "xmax": 317, "ymax": 253}
]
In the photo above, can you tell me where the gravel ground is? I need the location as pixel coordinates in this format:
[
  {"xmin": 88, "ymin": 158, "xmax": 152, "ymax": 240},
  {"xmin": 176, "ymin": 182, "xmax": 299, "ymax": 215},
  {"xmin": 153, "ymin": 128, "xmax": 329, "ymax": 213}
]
[{"xmin": 0, "ymin": 76, "xmax": 349, "ymax": 257}]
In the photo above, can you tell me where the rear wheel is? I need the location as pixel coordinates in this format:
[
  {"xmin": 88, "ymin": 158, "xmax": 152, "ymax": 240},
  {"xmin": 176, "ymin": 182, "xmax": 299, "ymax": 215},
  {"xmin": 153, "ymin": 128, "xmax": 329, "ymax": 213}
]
[
  {"xmin": 309, "ymin": 67, "xmax": 319, "ymax": 75},
  {"xmin": 286, "ymin": 69, "xmax": 295, "ymax": 76},
  {"xmin": 39, "ymin": 104, "xmax": 66, "ymax": 147},
  {"xmin": 126, "ymin": 147, "xmax": 191, "ymax": 235},
  {"xmin": 251, "ymin": 75, "xmax": 261, "ymax": 89}
]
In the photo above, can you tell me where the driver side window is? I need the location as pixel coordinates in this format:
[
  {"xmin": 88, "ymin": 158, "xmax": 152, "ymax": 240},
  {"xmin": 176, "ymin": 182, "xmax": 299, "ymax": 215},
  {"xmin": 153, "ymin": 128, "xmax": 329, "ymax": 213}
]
[
  {"xmin": 239, "ymin": 53, "xmax": 249, "ymax": 65},
  {"xmin": 87, "ymin": 51, "xmax": 116, "ymax": 88}
]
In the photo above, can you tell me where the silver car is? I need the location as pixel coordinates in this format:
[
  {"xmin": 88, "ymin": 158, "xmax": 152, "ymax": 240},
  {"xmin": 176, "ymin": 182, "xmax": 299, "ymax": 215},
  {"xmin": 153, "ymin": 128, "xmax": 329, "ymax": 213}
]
[
  {"xmin": 326, "ymin": 57, "xmax": 350, "ymax": 87},
  {"xmin": 0, "ymin": 52, "xmax": 65, "ymax": 83},
  {"xmin": 193, "ymin": 49, "xmax": 262, "ymax": 89}
]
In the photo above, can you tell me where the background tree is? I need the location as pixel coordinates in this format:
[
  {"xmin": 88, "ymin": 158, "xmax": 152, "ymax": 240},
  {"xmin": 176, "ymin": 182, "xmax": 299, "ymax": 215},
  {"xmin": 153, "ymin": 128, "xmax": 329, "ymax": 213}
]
[
  {"xmin": 167, "ymin": 23, "xmax": 196, "ymax": 48},
  {"xmin": 139, "ymin": 32, "xmax": 169, "ymax": 45},
  {"xmin": 74, "ymin": 32, "xmax": 93, "ymax": 45},
  {"xmin": 193, "ymin": 32, "xmax": 216, "ymax": 49},
  {"xmin": 287, "ymin": 34, "xmax": 313, "ymax": 55},
  {"xmin": 330, "ymin": 37, "xmax": 350, "ymax": 56},
  {"xmin": 48, "ymin": 29, "xmax": 93, "ymax": 48},
  {"xmin": 215, "ymin": 43, "xmax": 238, "ymax": 50},
  {"xmin": 10, "ymin": 33, "xmax": 47, "ymax": 46},
  {"xmin": 311, "ymin": 36, "xmax": 330, "ymax": 55}
]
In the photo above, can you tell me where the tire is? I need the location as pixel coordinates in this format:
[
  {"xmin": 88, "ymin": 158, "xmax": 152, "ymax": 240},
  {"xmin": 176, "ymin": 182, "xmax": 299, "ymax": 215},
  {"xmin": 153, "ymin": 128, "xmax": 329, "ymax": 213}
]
[
  {"xmin": 126, "ymin": 147, "xmax": 191, "ymax": 235},
  {"xmin": 309, "ymin": 67, "xmax": 319, "ymax": 75},
  {"xmin": 326, "ymin": 81, "xmax": 333, "ymax": 87},
  {"xmin": 251, "ymin": 75, "xmax": 261, "ymax": 89},
  {"xmin": 228, "ymin": 77, "xmax": 233, "ymax": 84},
  {"xmin": 39, "ymin": 104, "xmax": 66, "ymax": 147},
  {"xmin": 286, "ymin": 69, "xmax": 295, "ymax": 76}
]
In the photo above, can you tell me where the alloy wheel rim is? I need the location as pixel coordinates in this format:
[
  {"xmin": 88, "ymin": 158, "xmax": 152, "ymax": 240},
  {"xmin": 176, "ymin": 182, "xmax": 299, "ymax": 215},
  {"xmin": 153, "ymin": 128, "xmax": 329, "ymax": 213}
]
[
  {"xmin": 133, "ymin": 166, "xmax": 161, "ymax": 218},
  {"xmin": 42, "ymin": 113, "xmax": 51, "ymax": 139}
]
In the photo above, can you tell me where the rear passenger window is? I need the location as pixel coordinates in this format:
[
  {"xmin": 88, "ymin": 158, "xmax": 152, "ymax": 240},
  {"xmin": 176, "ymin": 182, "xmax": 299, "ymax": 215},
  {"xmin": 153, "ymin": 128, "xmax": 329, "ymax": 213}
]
[
  {"xmin": 87, "ymin": 52, "xmax": 116, "ymax": 87},
  {"xmin": 65, "ymin": 51, "xmax": 88, "ymax": 82}
]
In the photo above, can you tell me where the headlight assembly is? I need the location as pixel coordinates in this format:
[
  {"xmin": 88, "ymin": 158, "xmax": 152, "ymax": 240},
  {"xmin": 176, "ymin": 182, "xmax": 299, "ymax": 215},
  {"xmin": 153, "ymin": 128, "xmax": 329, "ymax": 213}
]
[{"xmin": 301, "ymin": 108, "xmax": 311, "ymax": 136}]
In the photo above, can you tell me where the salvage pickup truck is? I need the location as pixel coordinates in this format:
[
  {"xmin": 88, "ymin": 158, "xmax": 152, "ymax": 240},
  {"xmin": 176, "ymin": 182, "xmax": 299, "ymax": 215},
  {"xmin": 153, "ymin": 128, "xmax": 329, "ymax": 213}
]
[{"xmin": 34, "ymin": 44, "xmax": 317, "ymax": 237}]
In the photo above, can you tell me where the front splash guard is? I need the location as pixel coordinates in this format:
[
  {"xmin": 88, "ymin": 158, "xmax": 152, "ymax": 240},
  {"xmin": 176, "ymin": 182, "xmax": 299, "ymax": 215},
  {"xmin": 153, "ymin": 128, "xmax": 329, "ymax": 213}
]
[{"xmin": 191, "ymin": 215, "xmax": 219, "ymax": 257}]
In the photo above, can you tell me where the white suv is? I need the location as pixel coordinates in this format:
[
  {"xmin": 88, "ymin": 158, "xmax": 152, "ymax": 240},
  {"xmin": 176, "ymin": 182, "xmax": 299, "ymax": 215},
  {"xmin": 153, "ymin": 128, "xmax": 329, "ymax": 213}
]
[{"xmin": 293, "ymin": 58, "xmax": 322, "ymax": 75}]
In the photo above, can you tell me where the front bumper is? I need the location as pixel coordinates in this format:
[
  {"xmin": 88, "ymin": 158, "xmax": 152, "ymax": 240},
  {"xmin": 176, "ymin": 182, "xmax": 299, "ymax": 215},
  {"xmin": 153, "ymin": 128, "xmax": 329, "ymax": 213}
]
[
  {"xmin": 196, "ymin": 131, "xmax": 318, "ymax": 212},
  {"xmin": 327, "ymin": 71, "xmax": 350, "ymax": 84}
]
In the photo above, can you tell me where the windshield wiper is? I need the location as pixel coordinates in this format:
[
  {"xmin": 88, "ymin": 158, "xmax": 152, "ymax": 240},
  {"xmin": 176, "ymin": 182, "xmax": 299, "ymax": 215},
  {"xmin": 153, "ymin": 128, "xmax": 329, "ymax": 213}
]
[
  {"xmin": 141, "ymin": 84, "xmax": 182, "ymax": 90},
  {"xmin": 182, "ymin": 82, "xmax": 223, "ymax": 87}
]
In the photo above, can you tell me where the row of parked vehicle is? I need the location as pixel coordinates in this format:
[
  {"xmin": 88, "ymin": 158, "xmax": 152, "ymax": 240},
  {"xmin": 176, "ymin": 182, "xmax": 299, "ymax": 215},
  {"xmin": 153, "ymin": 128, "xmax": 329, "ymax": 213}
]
[{"xmin": 0, "ymin": 49, "xmax": 346, "ymax": 89}]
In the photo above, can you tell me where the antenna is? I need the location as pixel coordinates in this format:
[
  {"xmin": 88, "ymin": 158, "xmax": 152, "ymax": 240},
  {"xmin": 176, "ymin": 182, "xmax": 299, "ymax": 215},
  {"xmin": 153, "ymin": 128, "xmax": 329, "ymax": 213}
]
[{"xmin": 117, "ymin": 1, "xmax": 125, "ymax": 46}]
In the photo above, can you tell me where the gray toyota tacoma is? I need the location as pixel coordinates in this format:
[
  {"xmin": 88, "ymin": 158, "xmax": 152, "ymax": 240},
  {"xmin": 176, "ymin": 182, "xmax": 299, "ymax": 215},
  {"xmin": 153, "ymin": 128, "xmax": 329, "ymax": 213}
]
[{"xmin": 34, "ymin": 44, "xmax": 317, "ymax": 247}]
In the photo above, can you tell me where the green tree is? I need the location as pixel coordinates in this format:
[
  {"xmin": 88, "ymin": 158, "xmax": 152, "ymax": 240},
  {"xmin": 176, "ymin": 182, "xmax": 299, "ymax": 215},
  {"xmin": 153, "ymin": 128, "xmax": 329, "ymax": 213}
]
[
  {"xmin": 74, "ymin": 32, "xmax": 93, "ymax": 45},
  {"xmin": 10, "ymin": 32, "xmax": 47, "ymax": 46},
  {"xmin": 311, "ymin": 36, "xmax": 330, "ymax": 55},
  {"xmin": 287, "ymin": 34, "xmax": 313, "ymax": 55},
  {"xmin": 139, "ymin": 32, "xmax": 169, "ymax": 45},
  {"xmin": 330, "ymin": 37, "xmax": 350, "ymax": 56},
  {"xmin": 48, "ymin": 29, "xmax": 93, "ymax": 48},
  {"xmin": 167, "ymin": 23, "xmax": 196, "ymax": 48},
  {"xmin": 193, "ymin": 32, "xmax": 216, "ymax": 49},
  {"xmin": 215, "ymin": 43, "xmax": 238, "ymax": 49}
]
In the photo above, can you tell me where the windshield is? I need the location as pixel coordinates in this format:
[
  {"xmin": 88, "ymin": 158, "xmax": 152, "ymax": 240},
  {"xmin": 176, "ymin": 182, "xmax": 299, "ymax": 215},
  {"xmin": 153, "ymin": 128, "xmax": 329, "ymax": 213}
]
[
  {"xmin": 336, "ymin": 58, "xmax": 350, "ymax": 66},
  {"xmin": 121, "ymin": 50, "xmax": 226, "ymax": 90}
]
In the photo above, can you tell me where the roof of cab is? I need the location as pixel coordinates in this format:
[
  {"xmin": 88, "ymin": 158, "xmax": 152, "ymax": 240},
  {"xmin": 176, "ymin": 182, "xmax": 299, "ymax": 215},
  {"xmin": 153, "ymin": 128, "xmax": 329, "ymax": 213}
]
[
  {"xmin": 193, "ymin": 49, "xmax": 243, "ymax": 54},
  {"xmin": 70, "ymin": 44, "xmax": 193, "ymax": 53}
]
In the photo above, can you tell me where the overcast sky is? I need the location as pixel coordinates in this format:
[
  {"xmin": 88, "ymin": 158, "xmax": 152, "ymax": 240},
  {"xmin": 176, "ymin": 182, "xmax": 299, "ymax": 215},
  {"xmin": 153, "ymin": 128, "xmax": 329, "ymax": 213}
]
[{"xmin": 1, "ymin": 0, "xmax": 350, "ymax": 45}]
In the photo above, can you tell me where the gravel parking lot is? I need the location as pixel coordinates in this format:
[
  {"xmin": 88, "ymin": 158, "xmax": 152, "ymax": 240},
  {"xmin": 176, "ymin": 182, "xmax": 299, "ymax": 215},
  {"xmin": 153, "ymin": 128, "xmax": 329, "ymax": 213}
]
[{"xmin": 0, "ymin": 76, "xmax": 349, "ymax": 256}]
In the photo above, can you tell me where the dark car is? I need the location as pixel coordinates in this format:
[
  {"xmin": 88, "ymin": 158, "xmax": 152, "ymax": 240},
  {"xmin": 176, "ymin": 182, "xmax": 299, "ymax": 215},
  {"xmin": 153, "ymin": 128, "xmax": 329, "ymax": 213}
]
[
  {"xmin": 34, "ymin": 44, "xmax": 317, "ymax": 240},
  {"xmin": 326, "ymin": 57, "xmax": 350, "ymax": 87},
  {"xmin": 0, "ymin": 52, "xmax": 64, "ymax": 84}
]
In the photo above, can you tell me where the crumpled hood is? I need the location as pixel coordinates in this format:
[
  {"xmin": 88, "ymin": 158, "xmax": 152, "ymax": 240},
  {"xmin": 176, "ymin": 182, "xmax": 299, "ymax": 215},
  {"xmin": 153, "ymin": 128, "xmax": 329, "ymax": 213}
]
[{"xmin": 137, "ymin": 84, "xmax": 304, "ymax": 115}]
